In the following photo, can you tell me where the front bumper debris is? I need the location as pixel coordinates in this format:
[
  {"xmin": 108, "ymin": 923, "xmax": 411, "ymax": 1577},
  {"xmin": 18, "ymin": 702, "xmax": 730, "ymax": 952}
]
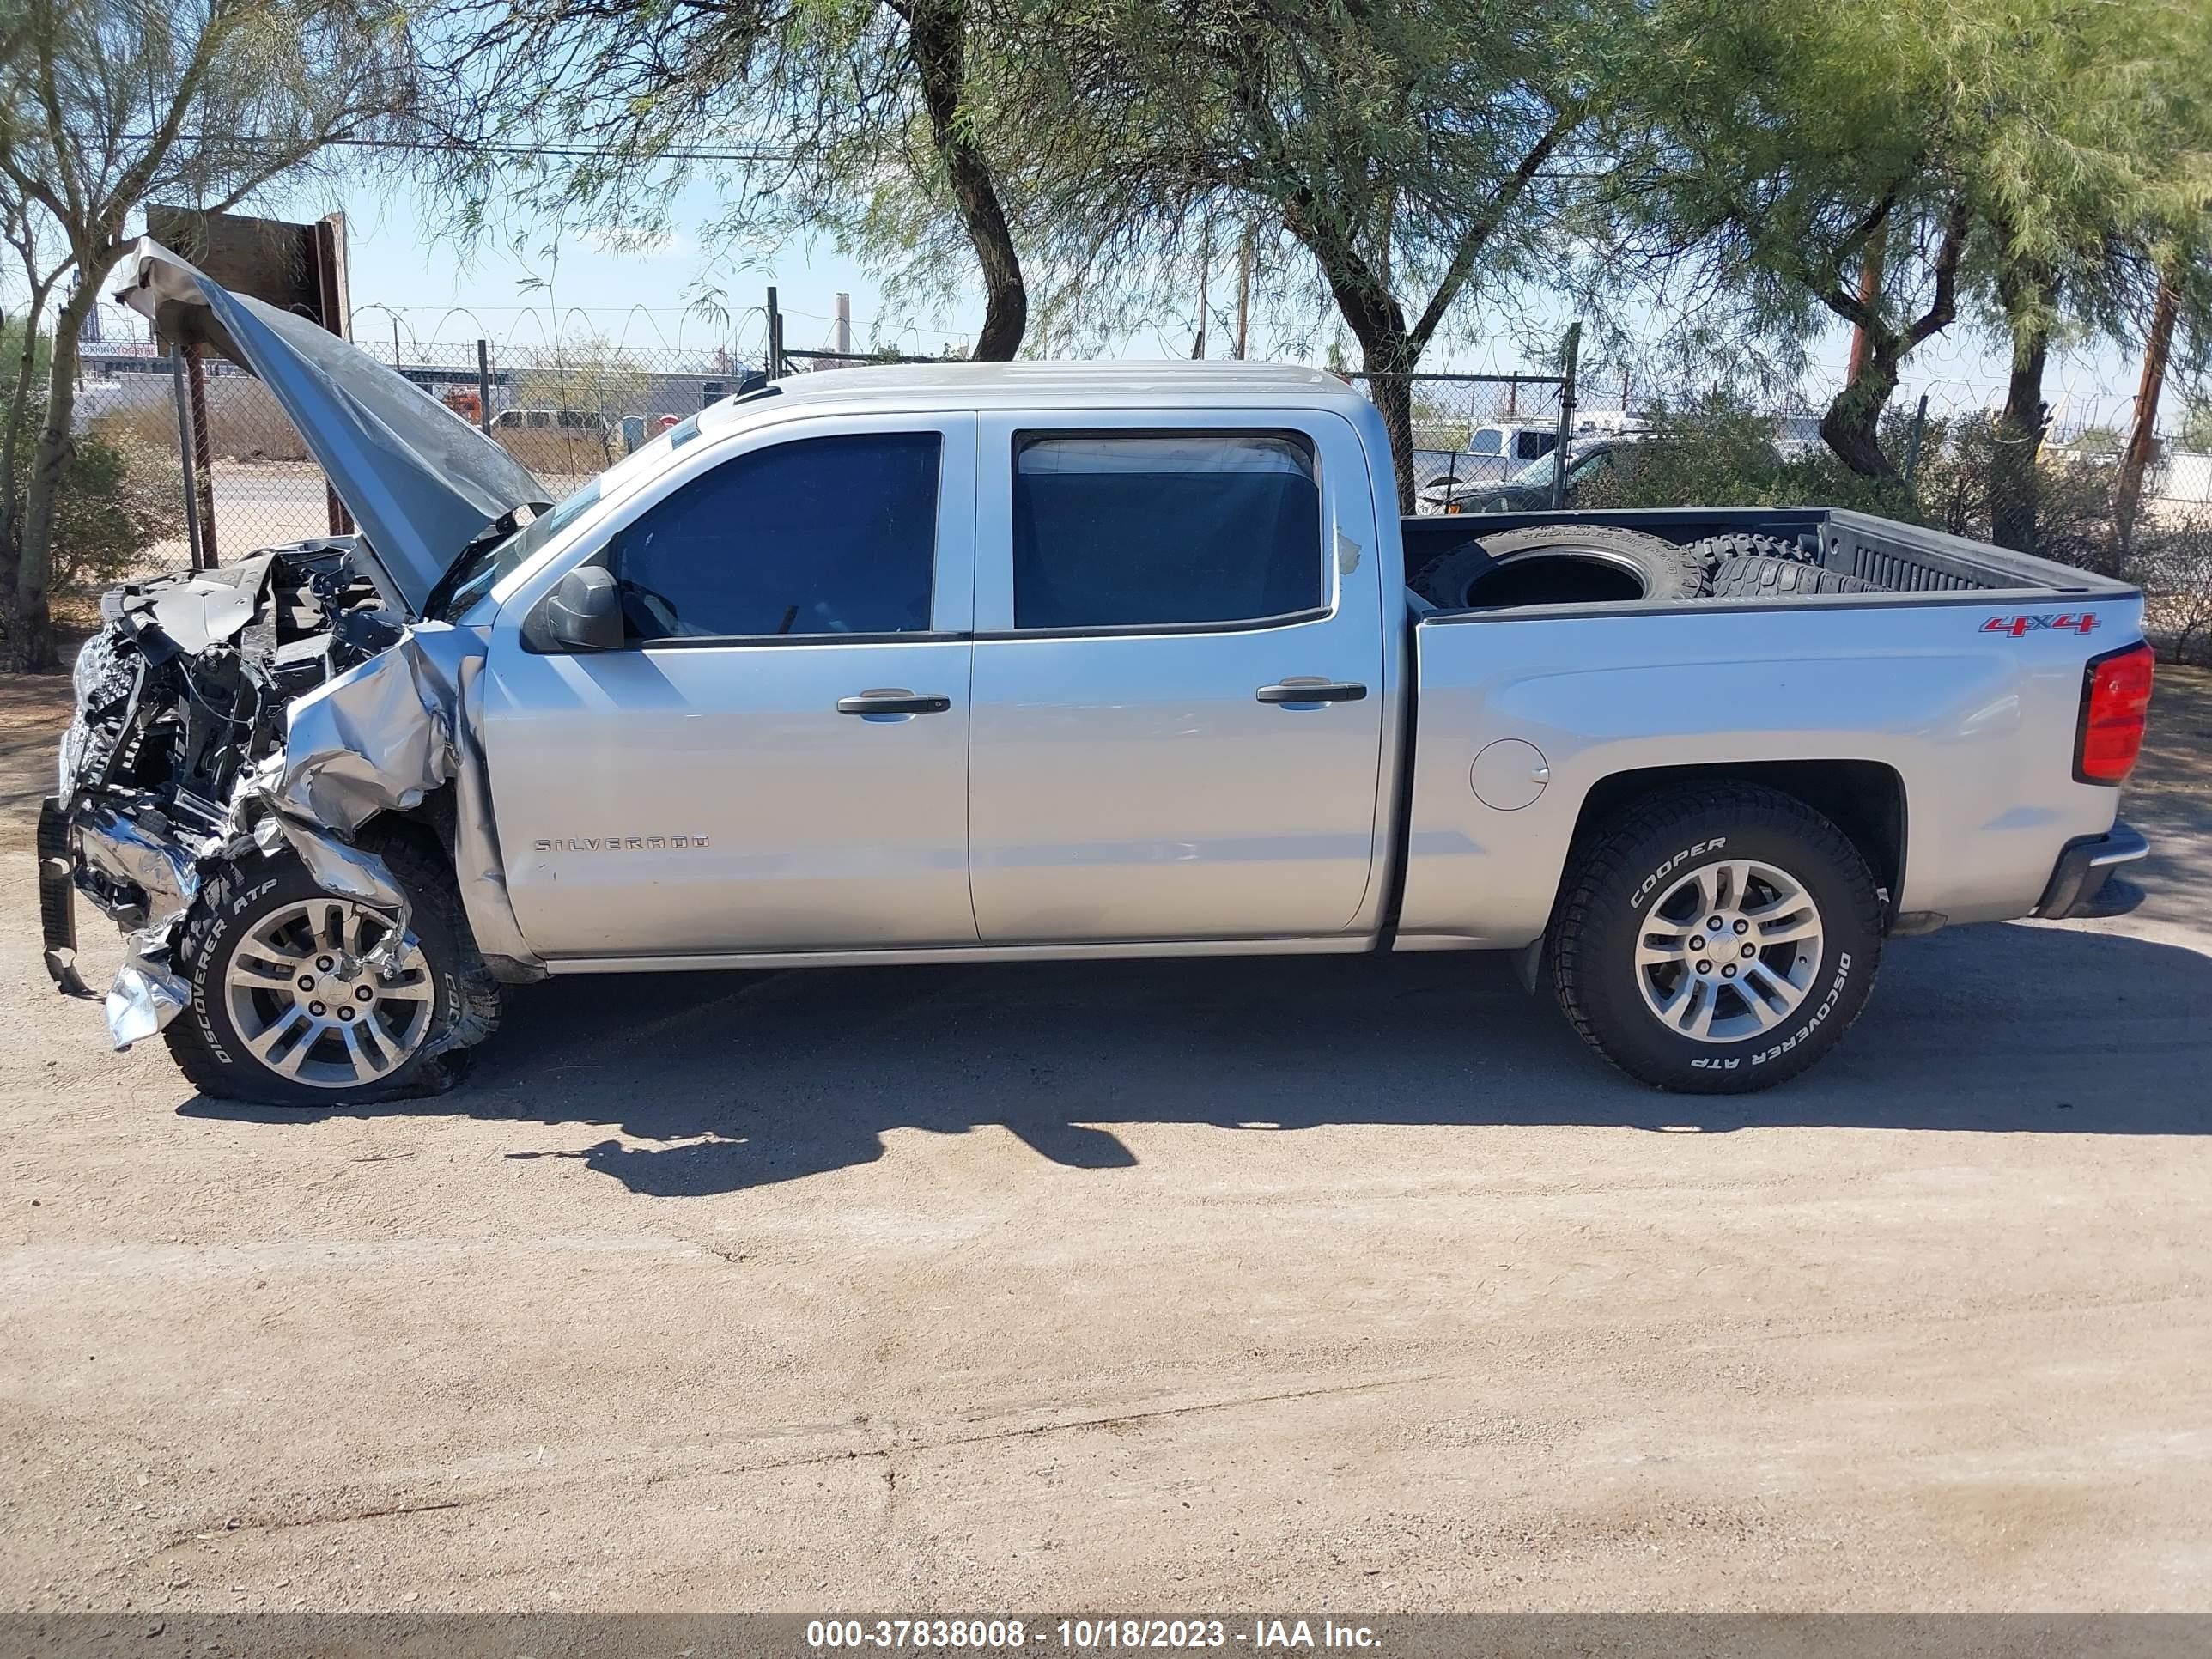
[
  {"xmin": 2034, "ymin": 823, "xmax": 2150, "ymax": 921},
  {"xmin": 44, "ymin": 618, "xmax": 538, "ymax": 1056},
  {"xmin": 37, "ymin": 796, "xmax": 93, "ymax": 999}
]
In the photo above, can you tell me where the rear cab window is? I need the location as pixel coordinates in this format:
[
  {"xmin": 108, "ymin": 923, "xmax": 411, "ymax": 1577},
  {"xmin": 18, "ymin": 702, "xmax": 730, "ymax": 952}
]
[{"xmin": 1010, "ymin": 432, "xmax": 1324, "ymax": 630}]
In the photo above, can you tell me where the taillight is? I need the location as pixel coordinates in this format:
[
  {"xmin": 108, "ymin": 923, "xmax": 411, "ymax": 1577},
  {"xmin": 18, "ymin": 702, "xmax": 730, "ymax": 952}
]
[{"xmin": 2075, "ymin": 640, "xmax": 2155, "ymax": 785}]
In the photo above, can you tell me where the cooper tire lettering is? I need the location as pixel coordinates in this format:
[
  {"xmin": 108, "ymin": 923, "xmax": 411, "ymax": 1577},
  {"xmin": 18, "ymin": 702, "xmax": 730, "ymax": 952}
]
[{"xmin": 1630, "ymin": 836, "xmax": 1726, "ymax": 911}]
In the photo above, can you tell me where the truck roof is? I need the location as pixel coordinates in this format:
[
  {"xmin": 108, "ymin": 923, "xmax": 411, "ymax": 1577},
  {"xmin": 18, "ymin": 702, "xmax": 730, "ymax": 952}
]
[{"xmin": 707, "ymin": 360, "xmax": 1376, "ymax": 428}]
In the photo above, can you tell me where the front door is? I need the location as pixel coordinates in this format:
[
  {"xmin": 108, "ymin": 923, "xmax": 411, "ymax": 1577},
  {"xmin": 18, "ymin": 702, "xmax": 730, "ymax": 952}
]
[
  {"xmin": 485, "ymin": 414, "xmax": 979, "ymax": 959},
  {"xmin": 966, "ymin": 413, "xmax": 1389, "ymax": 944}
]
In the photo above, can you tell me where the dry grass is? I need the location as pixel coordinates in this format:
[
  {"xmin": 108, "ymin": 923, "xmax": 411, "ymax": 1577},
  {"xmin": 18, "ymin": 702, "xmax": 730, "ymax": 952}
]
[
  {"xmin": 493, "ymin": 428, "xmax": 612, "ymax": 484},
  {"xmin": 91, "ymin": 378, "xmax": 311, "ymax": 462}
]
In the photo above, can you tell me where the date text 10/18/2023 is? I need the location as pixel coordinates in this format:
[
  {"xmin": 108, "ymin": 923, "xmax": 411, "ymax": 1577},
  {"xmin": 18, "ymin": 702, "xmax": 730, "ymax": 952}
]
[{"xmin": 805, "ymin": 1621, "xmax": 1383, "ymax": 1650}]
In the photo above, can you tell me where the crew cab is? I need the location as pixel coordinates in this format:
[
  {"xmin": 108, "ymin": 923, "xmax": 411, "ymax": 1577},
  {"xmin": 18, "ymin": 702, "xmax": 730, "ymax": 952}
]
[{"xmin": 39, "ymin": 242, "xmax": 2154, "ymax": 1105}]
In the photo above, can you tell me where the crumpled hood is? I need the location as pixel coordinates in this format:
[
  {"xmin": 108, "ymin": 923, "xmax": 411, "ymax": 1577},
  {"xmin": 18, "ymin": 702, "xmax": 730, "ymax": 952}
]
[{"xmin": 112, "ymin": 239, "xmax": 549, "ymax": 617}]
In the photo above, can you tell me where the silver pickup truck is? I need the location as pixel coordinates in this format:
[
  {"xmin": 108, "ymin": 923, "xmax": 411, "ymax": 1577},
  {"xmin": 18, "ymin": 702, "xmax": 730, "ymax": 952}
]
[{"xmin": 39, "ymin": 242, "xmax": 2155, "ymax": 1104}]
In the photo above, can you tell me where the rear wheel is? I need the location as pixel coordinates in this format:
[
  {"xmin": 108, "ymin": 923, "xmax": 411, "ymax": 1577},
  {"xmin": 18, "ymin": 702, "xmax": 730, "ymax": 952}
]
[
  {"xmin": 1545, "ymin": 784, "xmax": 1882, "ymax": 1092},
  {"xmin": 165, "ymin": 830, "xmax": 501, "ymax": 1105}
]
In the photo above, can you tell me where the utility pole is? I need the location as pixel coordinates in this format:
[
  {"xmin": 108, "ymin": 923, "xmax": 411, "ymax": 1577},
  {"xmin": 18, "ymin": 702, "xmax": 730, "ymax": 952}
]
[
  {"xmin": 2117, "ymin": 266, "xmax": 2181, "ymax": 544},
  {"xmin": 1233, "ymin": 221, "xmax": 1254, "ymax": 361},
  {"xmin": 1192, "ymin": 218, "xmax": 1212, "ymax": 360},
  {"xmin": 1846, "ymin": 219, "xmax": 1887, "ymax": 386}
]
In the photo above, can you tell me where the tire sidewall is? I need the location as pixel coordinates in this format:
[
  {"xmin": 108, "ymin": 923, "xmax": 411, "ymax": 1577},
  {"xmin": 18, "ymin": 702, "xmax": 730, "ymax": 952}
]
[
  {"xmin": 173, "ymin": 853, "xmax": 463, "ymax": 1106},
  {"xmin": 1566, "ymin": 815, "xmax": 1879, "ymax": 1089},
  {"xmin": 1478, "ymin": 526, "xmax": 1702, "ymax": 602}
]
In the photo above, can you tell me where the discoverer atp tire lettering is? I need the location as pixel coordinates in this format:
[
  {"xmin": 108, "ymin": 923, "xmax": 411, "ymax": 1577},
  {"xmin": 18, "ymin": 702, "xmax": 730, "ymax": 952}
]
[{"xmin": 1544, "ymin": 783, "xmax": 1884, "ymax": 1093}]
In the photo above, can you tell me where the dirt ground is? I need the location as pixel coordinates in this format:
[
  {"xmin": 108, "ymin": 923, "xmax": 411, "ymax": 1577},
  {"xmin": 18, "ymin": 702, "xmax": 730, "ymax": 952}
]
[{"xmin": 2, "ymin": 663, "xmax": 2209, "ymax": 1614}]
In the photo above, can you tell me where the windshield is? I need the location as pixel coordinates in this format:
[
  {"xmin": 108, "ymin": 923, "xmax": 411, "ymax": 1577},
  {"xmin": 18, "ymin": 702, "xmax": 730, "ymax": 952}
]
[
  {"xmin": 1508, "ymin": 447, "xmax": 1575, "ymax": 487},
  {"xmin": 428, "ymin": 414, "xmax": 705, "ymax": 622}
]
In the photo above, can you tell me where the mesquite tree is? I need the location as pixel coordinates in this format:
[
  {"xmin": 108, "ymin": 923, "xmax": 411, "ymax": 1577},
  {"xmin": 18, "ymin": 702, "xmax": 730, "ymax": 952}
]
[
  {"xmin": 0, "ymin": 0, "xmax": 431, "ymax": 670},
  {"xmin": 428, "ymin": 0, "xmax": 1033, "ymax": 362}
]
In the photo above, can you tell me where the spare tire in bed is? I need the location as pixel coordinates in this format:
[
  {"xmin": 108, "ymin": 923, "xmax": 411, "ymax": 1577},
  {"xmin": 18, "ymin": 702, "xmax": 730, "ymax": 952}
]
[
  {"xmin": 1412, "ymin": 524, "xmax": 1703, "ymax": 610},
  {"xmin": 1707, "ymin": 553, "xmax": 1879, "ymax": 599},
  {"xmin": 1681, "ymin": 531, "xmax": 1818, "ymax": 582}
]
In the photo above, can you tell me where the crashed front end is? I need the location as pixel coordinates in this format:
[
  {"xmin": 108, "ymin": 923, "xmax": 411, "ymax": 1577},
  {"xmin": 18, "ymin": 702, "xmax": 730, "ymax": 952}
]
[{"xmin": 38, "ymin": 543, "xmax": 535, "ymax": 1073}]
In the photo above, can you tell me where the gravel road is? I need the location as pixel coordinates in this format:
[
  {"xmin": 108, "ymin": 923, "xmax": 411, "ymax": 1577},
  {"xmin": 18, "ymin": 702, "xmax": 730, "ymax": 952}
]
[{"xmin": 2, "ymin": 664, "xmax": 2208, "ymax": 1613}]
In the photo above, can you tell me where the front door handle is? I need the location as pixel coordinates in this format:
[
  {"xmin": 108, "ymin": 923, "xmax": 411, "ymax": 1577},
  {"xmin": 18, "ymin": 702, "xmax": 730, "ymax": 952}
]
[
  {"xmin": 836, "ymin": 689, "xmax": 951, "ymax": 719},
  {"xmin": 1255, "ymin": 679, "xmax": 1368, "ymax": 707}
]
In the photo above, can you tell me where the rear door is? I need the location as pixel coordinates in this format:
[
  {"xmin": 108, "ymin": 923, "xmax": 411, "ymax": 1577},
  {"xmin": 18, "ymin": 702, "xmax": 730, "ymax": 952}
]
[
  {"xmin": 484, "ymin": 411, "xmax": 979, "ymax": 958},
  {"xmin": 965, "ymin": 410, "xmax": 1388, "ymax": 944}
]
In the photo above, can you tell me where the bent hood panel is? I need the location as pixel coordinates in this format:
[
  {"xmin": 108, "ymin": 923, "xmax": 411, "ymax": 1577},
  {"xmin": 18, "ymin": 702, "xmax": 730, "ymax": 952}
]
[{"xmin": 112, "ymin": 240, "xmax": 549, "ymax": 617}]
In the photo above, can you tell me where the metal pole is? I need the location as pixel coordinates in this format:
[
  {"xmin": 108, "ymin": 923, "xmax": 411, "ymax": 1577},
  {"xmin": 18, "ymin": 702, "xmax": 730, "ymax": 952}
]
[
  {"xmin": 170, "ymin": 349, "xmax": 206, "ymax": 574},
  {"xmin": 1233, "ymin": 222, "xmax": 1253, "ymax": 360},
  {"xmin": 476, "ymin": 339, "xmax": 493, "ymax": 435},
  {"xmin": 1550, "ymin": 321, "xmax": 1581, "ymax": 511},
  {"xmin": 185, "ymin": 348, "xmax": 219, "ymax": 568},
  {"xmin": 765, "ymin": 286, "xmax": 783, "ymax": 379},
  {"xmin": 392, "ymin": 318, "xmax": 402, "ymax": 374},
  {"xmin": 1903, "ymin": 392, "xmax": 1930, "ymax": 488}
]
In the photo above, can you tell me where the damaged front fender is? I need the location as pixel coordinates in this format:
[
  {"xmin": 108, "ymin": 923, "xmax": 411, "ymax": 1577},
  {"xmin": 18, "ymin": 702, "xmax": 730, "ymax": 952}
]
[
  {"xmin": 52, "ymin": 619, "xmax": 540, "ymax": 1056},
  {"xmin": 235, "ymin": 621, "xmax": 538, "ymax": 978}
]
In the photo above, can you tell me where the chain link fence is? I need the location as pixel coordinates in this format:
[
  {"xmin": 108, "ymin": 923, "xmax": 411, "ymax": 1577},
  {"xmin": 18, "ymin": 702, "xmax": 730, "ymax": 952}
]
[
  {"xmin": 1346, "ymin": 371, "xmax": 1571, "ymax": 505},
  {"xmin": 73, "ymin": 304, "xmax": 942, "ymax": 578},
  {"xmin": 1358, "ymin": 368, "xmax": 2212, "ymax": 662},
  {"xmin": 63, "ymin": 299, "xmax": 2212, "ymax": 661}
]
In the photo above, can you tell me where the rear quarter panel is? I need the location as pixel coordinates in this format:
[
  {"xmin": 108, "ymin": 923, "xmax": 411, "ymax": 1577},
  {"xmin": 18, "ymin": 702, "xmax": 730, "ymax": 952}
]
[{"xmin": 1396, "ymin": 592, "xmax": 2146, "ymax": 947}]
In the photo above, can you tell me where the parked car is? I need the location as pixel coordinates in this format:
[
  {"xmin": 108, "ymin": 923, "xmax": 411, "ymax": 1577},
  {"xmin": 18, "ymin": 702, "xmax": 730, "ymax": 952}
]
[
  {"xmin": 1414, "ymin": 421, "xmax": 1559, "ymax": 508},
  {"xmin": 46, "ymin": 240, "xmax": 2156, "ymax": 1106},
  {"xmin": 1771, "ymin": 412, "xmax": 1827, "ymax": 461},
  {"xmin": 489, "ymin": 406, "xmax": 607, "ymax": 434},
  {"xmin": 1427, "ymin": 434, "xmax": 1641, "ymax": 514}
]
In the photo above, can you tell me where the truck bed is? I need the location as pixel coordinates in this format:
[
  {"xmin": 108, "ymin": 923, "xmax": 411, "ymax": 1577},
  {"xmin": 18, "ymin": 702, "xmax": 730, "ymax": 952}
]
[
  {"xmin": 1402, "ymin": 505, "xmax": 2138, "ymax": 601},
  {"xmin": 1391, "ymin": 505, "xmax": 2144, "ymax": 953}
]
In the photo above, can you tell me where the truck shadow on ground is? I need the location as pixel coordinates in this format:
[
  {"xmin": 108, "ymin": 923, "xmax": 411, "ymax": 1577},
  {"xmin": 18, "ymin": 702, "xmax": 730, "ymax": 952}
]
[{"xmin": 180, "ymin": 918, "xmax": 2212, "ymax": 1195}]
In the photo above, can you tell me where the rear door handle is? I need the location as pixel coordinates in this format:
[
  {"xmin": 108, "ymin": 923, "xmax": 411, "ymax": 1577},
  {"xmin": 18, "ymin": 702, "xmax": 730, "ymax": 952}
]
[
  {"xmin": 836, "ymin": 689, "xmax": 951, "ymax": 719},
  {"xmin": 1255, "ymin": 679, "xmax": 1368, "ymax": 706}
]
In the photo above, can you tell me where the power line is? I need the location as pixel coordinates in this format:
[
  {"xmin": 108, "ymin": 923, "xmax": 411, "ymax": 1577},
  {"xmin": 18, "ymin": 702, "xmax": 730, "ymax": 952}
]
[{"xmin": 109, "ymin": 131, "xmax": 798, "ymax": 163}]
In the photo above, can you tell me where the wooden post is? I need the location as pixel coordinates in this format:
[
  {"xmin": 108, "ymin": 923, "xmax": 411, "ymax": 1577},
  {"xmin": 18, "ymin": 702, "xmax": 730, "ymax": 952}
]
[
  {"xmin": 170, "ymin": 349, "xmax": 206, "ymax": 574},
  {"xmin": 2117, "ymin": 269, "xmax": 2180, "ymax": 545},
  {"xmin": 1846, "ymin": 219, "xmax": 1888, "ymax": 386}
]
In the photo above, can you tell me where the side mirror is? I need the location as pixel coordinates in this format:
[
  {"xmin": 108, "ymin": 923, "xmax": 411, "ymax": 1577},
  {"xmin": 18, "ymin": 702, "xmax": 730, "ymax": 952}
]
[{"xmin": 544, "ymin": 566, "xmax": 625, "ymax": 653}]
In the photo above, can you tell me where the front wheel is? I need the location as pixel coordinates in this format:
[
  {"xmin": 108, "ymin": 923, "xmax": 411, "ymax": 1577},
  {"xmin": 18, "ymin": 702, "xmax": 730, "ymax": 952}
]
[
  {"xmin": 165, "ymin": 831, "xmax": 502, "ymax": 1105},
  {"xmin": 1545, "ymin": 784, "xmax": 1883, "ymax": 1092}
]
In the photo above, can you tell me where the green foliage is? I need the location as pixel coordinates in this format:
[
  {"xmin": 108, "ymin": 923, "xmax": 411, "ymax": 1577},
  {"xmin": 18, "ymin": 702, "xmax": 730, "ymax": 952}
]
[
  {"xmin": 1573, "ymin": 394, "xmax": 1920, "ymax": 518},
  {"xmin": 48, "ymin": 424, "xmax": 185, "ymax": 601},
  {"xmin": 2182, "ymin": 404, "xmax": 2212, "ymax": 455},
  {"xmin": 1, "ymin": 323, "xmax": 177, "ymax": 605},
  {"xmin": 1570, "ymin": 390, "xmax": 2136, "ymax": 580},
  {"xmin": 2063, "ymin": 428, "xmax": 2124, "ymax": 457}
]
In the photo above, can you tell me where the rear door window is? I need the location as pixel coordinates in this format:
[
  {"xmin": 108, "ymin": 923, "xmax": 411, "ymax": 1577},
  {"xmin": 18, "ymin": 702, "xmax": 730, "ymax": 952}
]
[
  {"xmin": 1011, "ymin": 433, "xmax": 1322, "ymax": 630},
  {"xmin": 1468, "ymin": 428, "xmax": 1504, "ymax": 456},
  {"xmin": 1516, "ymin": 430, "xmax": 1558, "ymax": 459},
  {"xmin": 611, "ymin": 431, "xmax": 941, "ymax": 641}
]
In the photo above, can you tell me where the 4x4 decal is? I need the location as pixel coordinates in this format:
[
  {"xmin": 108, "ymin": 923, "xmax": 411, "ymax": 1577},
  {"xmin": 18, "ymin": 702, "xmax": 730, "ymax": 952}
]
[{"xmin": 1982, "ymin": 611, "xmax": 2100, "ymax": 637}]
